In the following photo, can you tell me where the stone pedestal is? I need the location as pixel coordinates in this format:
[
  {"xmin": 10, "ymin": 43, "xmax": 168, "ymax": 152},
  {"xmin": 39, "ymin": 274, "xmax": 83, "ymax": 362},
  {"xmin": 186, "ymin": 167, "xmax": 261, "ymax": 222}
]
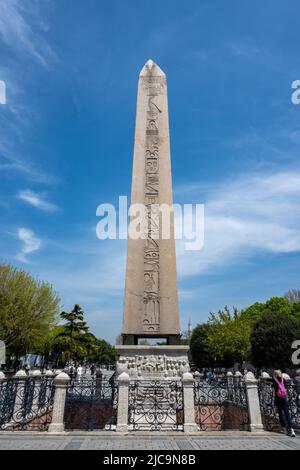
[{"xmin": 116, "ymin": 345, "xmax": 190, "ymax": 379}]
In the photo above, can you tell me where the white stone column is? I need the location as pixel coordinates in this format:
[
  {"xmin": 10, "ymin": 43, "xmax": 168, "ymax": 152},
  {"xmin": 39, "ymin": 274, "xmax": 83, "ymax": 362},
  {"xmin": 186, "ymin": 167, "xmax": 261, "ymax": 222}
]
[
  {"xmin": 182, "ymin": 372, "xmax": 198, "ymax": 433},
  {"xmin": 245, "ymin": 372, "xmax": 264, "ymax": 432},
  {"xmin": 116, "ymin": 372, "xmax": 130, "ymax": 433},
  {"xmin": 48, "ymin": 372, "xmax": 70, "ymax": 433}
]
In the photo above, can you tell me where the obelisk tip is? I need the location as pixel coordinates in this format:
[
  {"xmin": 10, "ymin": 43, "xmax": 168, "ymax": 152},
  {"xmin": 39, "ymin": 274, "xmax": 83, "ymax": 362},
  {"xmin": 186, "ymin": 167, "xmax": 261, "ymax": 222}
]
[{"xmin": 139, "ymin": 59, "xmax": 166, "ymax": 78}]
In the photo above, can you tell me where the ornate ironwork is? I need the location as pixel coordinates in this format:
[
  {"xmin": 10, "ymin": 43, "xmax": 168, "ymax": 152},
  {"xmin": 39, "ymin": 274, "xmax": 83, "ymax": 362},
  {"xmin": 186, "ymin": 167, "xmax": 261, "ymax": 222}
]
[
  {"xmin": 0, "ymin": 376, "xmax": 54, "ymax": 431},
  {"xmin": 258, "ymin": 379, "xmax": 300, "ymax": 431},
  {"xmin": 64, "ymin": 377, "xmax": 117, "ymax": 431},
  {"xmin": 194, "ymin": 377, "xmax": 249, "ymax": 431},
  {"xmin": 128, "ymin": 380, "xmax": 184, "ymax": 431}
]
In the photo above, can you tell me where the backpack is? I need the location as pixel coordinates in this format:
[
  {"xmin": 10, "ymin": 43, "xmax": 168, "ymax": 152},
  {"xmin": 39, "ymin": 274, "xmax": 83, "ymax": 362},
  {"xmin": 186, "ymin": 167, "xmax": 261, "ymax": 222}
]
[{"xmin": 275, "ymin": 377, "xmax": 288, "ymax": 399}]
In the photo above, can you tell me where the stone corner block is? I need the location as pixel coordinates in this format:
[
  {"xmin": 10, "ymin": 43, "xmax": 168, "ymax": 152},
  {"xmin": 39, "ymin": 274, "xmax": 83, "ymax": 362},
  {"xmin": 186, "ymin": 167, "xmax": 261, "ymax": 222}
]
[{"xmin": 54, "ymin": 372, "xmax": 70, "ymax": 385}]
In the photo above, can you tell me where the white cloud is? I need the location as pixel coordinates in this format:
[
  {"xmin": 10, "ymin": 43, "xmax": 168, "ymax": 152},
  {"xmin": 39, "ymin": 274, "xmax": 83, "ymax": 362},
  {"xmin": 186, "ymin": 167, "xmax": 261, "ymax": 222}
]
[
  {"xmin": 175, "ymin": 169, "xmax": 300, "ymax": 277},
  {"xmin": 16, "ymin": 228, "xmax": 41, "ymax": 263},
  {"xmin": 18, "ymin": 190, "xmax": 58, "ymax": 212},
  {"xmin": 0, "ymin": 0, "xmax": 57, "ymax": 67}
]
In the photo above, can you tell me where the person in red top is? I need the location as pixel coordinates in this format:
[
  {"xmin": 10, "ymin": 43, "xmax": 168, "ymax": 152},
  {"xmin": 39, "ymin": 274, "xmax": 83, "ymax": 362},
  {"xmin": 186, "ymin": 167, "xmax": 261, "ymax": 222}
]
[{"xmin": 272, "ymin": 370, "xmax": 296, "ymax": 437}]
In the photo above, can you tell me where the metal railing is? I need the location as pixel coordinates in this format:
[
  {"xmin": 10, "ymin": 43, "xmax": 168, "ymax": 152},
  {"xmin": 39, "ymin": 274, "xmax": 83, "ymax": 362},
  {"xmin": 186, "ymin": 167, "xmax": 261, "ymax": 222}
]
[
  {"xmin": 128, "ymin": 380, "xmax": 184, "ymax": 431},
  {"xmin": 194, "ymin": 376, "xmax": 249, "ymax": 431},
  {"xmin": 64, "ymin": 377, "xmax": 117, "ymax": 431},
  {"xmin": 0, "ymin": 375, "xmax": 54, "ymax": 431}
]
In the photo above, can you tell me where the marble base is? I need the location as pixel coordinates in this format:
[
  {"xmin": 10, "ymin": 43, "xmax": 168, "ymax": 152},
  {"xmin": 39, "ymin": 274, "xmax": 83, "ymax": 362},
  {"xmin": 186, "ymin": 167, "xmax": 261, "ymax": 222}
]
[{"xmin": 116, "ymin": 345, "xmax": 190, "ymax": 380}]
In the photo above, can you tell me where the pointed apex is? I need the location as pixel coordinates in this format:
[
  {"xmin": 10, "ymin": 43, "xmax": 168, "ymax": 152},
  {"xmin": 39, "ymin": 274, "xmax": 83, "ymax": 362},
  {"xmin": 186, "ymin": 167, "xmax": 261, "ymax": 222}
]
[{"xmin": 139, "ymin": 59, "xmax": 166, "ymax": 78}]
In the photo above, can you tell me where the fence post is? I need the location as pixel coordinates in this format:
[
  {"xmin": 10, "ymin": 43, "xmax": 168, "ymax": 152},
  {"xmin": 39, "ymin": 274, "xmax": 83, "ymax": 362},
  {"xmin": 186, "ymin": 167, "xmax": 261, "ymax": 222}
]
[
  {"xmin": 183, "ymin": 372, "xmax": 198, "ymax": 433},
  {"xmin": 116, "ymin": 372, "xmax": 130, "ymax": 433},
  {"xmin": 48, "ymin": 372, "xmax": 70, "ymax": 433},
  {"xmin": 245, "ymin": 372, "xmax": 264, "ymax": 432}
]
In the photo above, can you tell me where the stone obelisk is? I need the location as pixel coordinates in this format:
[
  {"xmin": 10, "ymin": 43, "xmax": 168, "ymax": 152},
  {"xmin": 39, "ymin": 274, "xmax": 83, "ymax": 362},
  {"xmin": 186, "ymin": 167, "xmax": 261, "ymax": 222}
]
[
  {"xmin": 122, "ymin": 59, "xmax": 180, "ymax": 345},
  {"xmin": 116, "ymin": 60, "xmax": 189, "ymax": 380}
]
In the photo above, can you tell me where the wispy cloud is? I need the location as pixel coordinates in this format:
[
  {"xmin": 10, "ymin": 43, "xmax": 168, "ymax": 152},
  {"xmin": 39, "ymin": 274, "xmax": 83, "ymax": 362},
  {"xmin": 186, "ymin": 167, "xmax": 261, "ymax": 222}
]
[
  {"xmin": 0, "ymin": 0, "xmax": 57, "ymax": 68},
  {"xmin": 16, "ymin": 227, "xmax": 41, "ymax": 263},
  {"xmin": 0, "ymin": 2, "xmax": 58, "ymax": 182},
  {"xmin": 226, "ymin": 41, "xmax": 262, "ymax": 59},
  {"xmin": 175, "ymin": 169, "xmax": 300, "ymax": 277},
  {"xmin": 18, "ymin": 189, "xmax": 58, "ymax": 212}
]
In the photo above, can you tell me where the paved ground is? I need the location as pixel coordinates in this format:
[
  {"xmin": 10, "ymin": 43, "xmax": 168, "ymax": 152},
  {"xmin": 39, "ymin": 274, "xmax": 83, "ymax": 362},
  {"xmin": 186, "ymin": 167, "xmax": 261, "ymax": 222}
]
[{"xmin": 0, "ymin": 432, "xmax": 299, "ymax": 450}]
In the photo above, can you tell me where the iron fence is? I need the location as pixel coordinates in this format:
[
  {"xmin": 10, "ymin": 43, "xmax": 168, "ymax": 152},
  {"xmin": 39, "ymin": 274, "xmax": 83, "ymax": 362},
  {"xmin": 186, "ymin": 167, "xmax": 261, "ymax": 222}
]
[
  {"xmin": 0, "ymin": 376, "xmax": 54, "ymax": 431},
  {"xmin": 64, "ymin": 377, "xmax": 117, "ymax": 431},
  {"xmin": 128, "ymin": 380, "xmax": 184, "ymax": 431},
  {"xmin": 194, "ymin": 377, "xmax": 249, "ymax": 431}
]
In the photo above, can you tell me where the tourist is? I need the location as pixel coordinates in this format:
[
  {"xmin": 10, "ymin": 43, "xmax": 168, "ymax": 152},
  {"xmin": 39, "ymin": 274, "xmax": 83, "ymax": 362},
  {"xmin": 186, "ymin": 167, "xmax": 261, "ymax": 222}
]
[
  {"xmin": 69, "ymin": 364, "xmax": 75, "ymax": 380},
  {"xmin": 272, "ymin": 370, "xmax": 295, "ymax": 437},
  {"xmin": 76, "ymin": 364, "xmax": 83, "ymax": 382}
]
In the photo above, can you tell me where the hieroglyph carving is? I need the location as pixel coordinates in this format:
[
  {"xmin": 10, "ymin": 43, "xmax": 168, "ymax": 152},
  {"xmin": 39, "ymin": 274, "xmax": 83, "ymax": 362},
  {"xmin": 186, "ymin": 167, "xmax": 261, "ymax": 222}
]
[{"xmin": 143, "ymin": 79, "xmax": 163, "ymax": 333}]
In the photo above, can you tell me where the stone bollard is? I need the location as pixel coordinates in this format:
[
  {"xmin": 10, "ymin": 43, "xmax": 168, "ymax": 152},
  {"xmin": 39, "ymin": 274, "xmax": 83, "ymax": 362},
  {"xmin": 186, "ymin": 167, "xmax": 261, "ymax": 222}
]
[
  {"xmin": 48, "ymin": 372, "xmax": 70, "ymax": 433},
  {"xmin": 182, "ymin": 372, "xmax": 198, "ymax": 433},
  {"xmin": 245, "ymin": 372, "xmax": 264, "ymax": 432},
  {"xmin": 116, "ymin": 372, "xmax": 130, "ymax": 433}
]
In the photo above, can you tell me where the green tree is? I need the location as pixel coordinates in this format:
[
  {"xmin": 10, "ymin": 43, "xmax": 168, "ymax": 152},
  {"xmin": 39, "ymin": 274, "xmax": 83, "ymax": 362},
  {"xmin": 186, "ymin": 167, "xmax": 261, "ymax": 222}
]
[
  {"xmin": 0, "ymin": 264, "xmax": 60, "ymax": 358},
  {"xmin": 207, "ymin": 307, "xmax": 252, "ymax": 367},
  {"xmin": 190, "ymin": 323, "xmax": 215, "ymax": 369},
  {"xmin": 90, "ymin": 338, "xmax": 116, "ymax": 365},
  {"xmin": 58, "ymin": 304, "xmax": 89, "ymax": 362},
  {"xmin": 251, "ymin": 312, "xmax": 300, "ymax": 370}
]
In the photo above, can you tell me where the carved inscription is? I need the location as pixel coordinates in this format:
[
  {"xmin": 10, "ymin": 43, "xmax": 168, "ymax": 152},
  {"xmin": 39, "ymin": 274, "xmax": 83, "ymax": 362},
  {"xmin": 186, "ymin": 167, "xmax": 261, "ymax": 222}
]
[{"xmin": 142, "ymin": 81, "xmax": 162, "ymax": 333}]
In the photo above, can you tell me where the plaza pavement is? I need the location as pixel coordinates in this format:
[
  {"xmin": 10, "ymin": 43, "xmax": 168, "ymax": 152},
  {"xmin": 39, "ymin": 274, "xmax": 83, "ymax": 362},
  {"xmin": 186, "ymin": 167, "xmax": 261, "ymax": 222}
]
[{"xmin": 0, "ymin": 432, "xmax": 299, "ymax": 450}]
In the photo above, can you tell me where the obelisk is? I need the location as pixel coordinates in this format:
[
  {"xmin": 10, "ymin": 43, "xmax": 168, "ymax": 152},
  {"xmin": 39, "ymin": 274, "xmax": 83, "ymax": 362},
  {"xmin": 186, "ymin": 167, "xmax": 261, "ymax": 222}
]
[
  {"xmin": 117, "ymin": 60, "xmax": 189, "ymax": 378},
  {"xmin": 121, "ymin": 59, "xmax": 181, "ymax": 345}
]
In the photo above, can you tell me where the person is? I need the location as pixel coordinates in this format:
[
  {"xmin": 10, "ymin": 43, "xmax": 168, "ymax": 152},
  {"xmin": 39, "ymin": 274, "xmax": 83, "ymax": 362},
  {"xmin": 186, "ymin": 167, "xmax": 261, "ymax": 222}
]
[
  {"xmin": 76, "ymin": 364, "xmax": 83, "ymax": 382},
  {"xmin": 294, "ymin": 369, "xmax": 300, "ymax": 412},
  {"xmin": 69, "ymin": 364, "xmax": 75, "ymax": 381},
  {"xmin": 272, "ymin": 370, "xmax": 296, "ymax": 437}
]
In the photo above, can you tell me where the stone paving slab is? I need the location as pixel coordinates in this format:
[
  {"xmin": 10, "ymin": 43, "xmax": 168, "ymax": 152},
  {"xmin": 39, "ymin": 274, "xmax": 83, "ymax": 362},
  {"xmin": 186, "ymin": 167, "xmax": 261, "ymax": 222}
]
[{"xmin": 0, "ymin": 433, "xmax": 299, "ymax": 450}]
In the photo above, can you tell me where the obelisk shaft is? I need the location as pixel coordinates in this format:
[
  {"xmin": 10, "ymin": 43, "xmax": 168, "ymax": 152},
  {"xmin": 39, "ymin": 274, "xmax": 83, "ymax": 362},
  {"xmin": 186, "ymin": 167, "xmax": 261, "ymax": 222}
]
[{"xmin": 122, "ymin": 60, "xmax": 180, "ymax": 344}]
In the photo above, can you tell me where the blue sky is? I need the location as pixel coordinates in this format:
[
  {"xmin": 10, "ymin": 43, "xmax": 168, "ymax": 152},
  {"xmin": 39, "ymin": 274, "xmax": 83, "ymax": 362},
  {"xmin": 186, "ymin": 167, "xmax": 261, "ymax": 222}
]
[{"xmin": 0, "ymin": 0, "xmax": 300, "ymax": 343}]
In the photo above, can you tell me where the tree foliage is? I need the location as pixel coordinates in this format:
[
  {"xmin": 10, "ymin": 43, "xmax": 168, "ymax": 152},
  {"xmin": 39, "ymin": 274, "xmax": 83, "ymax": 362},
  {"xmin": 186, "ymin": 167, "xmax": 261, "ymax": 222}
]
[
  {"xmin": 190, "ymin": 323, "xmax": 215, "ymax": 369},
  {"xmin": 190, "ymin": 294, "xmax": 300, "ymax": 370},
  {"xmin": 0, "ymin": 264, "xmax": 60, "ymax": 357},
  {"xmin": 207, "ymin": 307, "xmax": 252, "ymax": 367},
  {"xmin": 251, "ymin": 312, "xmax": 300, "ymax": 369},
  {"xmin": 39, "ymin": 305, "xmax": 116, "ymax": 365}
]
